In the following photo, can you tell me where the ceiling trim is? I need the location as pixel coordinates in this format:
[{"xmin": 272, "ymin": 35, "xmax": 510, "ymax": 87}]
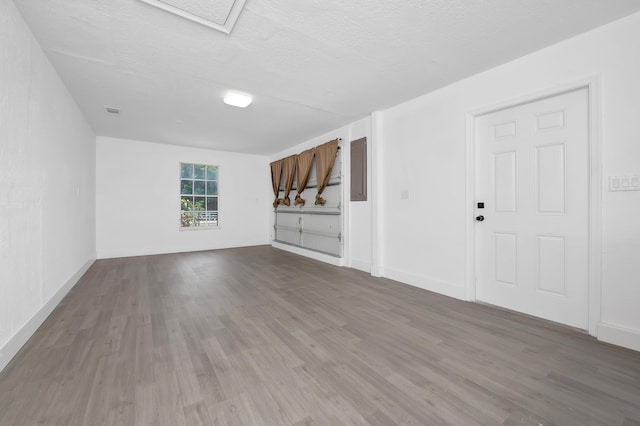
[{"xmin": 138, "ymin": 0, "xmax": 247, "ymax": 35}]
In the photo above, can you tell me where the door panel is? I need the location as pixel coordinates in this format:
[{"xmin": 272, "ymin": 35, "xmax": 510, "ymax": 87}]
[
  {"xmin": 494, "ymin": 233, "xmax": 517, "ymax": 285},
  {"xmin": 475, "ymin": 88, "xmax": 589, "ymax": 329},
  {"xmin": 536, "ymin": 235, "xmax": 566, "ymax": 296},
  {"xmin": 535, "ymin": 143, "xmax": 565, "ymax": 214},
  {"xmin": 494, "ymin": 151, "xmax": 517, "ymax": 213}
]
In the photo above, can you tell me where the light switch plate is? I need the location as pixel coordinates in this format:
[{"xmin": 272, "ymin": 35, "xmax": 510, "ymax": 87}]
[{"xmin": 609, "ymin": 175, "xmax": 640, "ymax": 191}]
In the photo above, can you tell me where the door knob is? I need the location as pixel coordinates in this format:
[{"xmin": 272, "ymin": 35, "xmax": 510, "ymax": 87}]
[{"xmin": 475, "ymin": 215, "xmax": 485, "ymax": 222}]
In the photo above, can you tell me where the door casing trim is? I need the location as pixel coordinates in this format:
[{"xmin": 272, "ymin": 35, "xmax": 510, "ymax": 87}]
[{"xmin": 465, "ymin": 76, "xmax": 602, "ymax": 336}]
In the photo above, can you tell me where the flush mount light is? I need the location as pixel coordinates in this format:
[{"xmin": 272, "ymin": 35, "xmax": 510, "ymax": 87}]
[{"xmin": 223, "ymin": 92, "xmax": 253, "ymax": 108}]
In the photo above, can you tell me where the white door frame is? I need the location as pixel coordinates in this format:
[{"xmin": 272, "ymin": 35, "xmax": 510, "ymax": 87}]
[{"xmin": 464, "ymin": 76, "xmax": 602, "ymax": 337}]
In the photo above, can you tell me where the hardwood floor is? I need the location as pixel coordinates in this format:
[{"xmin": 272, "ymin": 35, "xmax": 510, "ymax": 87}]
[{"xmin": 1, "ymin": 246, "xmax": 639, "ymax": 425}]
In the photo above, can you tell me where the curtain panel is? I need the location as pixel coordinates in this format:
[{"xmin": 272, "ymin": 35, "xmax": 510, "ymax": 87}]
[
  {"xmin": 314, "ymin": 139, "xmax": 339, "ymax": 206},
  {"xmin": 270, "ymin": 160, "xmax": 283, "ymax": 208},
  {"xmin": 294, "ymin": 148, "xmax": 315, "ymax": 206},
  {"xmin": 281, "ymin": 155, "xmax": 297, "ymax": 206}
]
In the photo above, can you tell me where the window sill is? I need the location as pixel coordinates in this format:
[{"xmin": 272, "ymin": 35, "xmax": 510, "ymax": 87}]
[{"xmin": 179, "ymin": 226, "xmax": 222, "ymax": 232}]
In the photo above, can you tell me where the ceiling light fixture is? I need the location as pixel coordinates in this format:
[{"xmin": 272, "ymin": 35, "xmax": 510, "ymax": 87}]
[{"xmin": 224, "ymin": 92, "xmax": 253, "ymax": 108}]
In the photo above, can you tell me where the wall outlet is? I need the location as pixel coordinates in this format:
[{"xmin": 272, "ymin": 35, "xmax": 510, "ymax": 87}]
[{"xmin": 400, "ymin": 190, "xmax": 409, "ymax": 199}]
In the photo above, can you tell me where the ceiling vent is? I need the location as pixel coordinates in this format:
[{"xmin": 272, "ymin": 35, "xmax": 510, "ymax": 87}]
[
  {"xmin": 138, "ymin": 0, "xmax": 247, "ymax": 34},
  {"xmin": 105, "ymin": 106, "xmax": 121, "ymax": 116}
]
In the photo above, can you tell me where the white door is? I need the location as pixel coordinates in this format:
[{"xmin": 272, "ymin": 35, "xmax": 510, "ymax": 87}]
[{"xmin": 475, "ymin": 88, "xmax": 589, "ymax": 329}]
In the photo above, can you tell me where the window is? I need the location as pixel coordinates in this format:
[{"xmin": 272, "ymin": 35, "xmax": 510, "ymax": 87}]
[{"xmin": 180, "ymin": 163, "xmax": 219, "ymax": 228}]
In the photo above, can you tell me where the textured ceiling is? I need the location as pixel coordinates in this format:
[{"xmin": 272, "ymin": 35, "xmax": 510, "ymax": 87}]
[
  {"xmin": 140, "ymin": 0, "xmax": 245, "ymax": 33},
  {"xmin": 14, "ymin": 0, "xmax": 640, "ymax": 154},
  {"xmin": 157, "ymin": 0, "xmax": 236, "ymax": 25}
]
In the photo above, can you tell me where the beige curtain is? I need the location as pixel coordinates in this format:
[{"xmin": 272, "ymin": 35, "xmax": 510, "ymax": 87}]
[
  {"xmin": 294, "ymin": 148, "xmax": 315, "ymax": 206},
  {"xmin": 281, "ymin": 155, "xmax": 297, "ymax": 206},
  {"xmin": 270, "ymin": 160, "xmax": 283, "ymax": 208},
  {"xmin": 314, "ymin": 139, "xmax": 339, "ymax": 206}
]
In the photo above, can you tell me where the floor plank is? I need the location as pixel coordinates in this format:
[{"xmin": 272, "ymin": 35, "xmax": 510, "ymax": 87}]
[{"xmin": 1, "ymin": 246, "xmax": 639, "ymax": 425}]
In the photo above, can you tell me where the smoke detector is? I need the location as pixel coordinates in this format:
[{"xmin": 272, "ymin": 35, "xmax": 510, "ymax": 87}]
[
  {"xmin": 138, "ymin": 0, "xmax": 247, "ymax": 35},
  {"xmin": 105, "ymin": 106, "xmax": 121, "ymax": 116}
]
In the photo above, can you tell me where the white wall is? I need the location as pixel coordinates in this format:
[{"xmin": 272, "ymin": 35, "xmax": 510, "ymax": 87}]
[
  {"xmin": 96, "ymin": 137, "xmax": 270, "ymax": 258},
  {"xmin": 0, "ymin": 0, "xmax": 96, "ymax": 371},
  {"xmin": 376, "ymin": 12, "xmax": 640, "ymax": 351},
  {"xmin": 347, "ymin": 118, "xmax": 372, "ymax": 273}
]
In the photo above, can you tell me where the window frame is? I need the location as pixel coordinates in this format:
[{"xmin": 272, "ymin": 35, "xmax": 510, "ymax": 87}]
[{"xmin": 179, "ymin": 162, "xmax": 221, "ymax": 230}]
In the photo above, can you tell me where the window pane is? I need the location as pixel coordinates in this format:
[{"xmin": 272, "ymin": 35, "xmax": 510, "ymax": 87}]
[
  {"xmin": 181, "ymin": 196, "xmax": 193, "ymax": 211},
  {"xmin": 196, "ymin": 210, "xmax": 212, "ymax": 221},
  {"xmin": 206, "ymin": 181, "xmax": 218, "ymax": 195},
  {"xmin": 180, "ymin": 180, "xmax": 193, "ymax": 195},
  {"xmin": 194, "ymin": 164, "xmax": 206, "ymax": 179},
  {"xmin": 181, "ymin": 211, "xmax": 194, "ymax": 227},
  {"xmin": 180, "ymin": 163, "xmax": 193, "ymax": 179},
  {"xmin": 194, "ymin": 181, "xmax": 205, "ymax": 195},
  {"xmin": 193, "ymin": 197, "xmax": 206, "ymax": 211},
  {"xmin": 206, "ymin": 166, "xmax": 218, "ymax": 180},
  {"xmin": 206, "ymin": 197, "xmax": 218, "ymax": 211}
]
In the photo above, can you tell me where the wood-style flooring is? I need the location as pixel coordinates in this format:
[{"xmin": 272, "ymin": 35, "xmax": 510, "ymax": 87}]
[{"xmin": 1, "ymin": 246, "xmax": 639, "ymax": 425}]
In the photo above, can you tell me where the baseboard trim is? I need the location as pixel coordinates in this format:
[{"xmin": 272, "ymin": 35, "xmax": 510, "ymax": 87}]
[
  {"xmin": 0, "ymin": 257, "xmax": 95, "ymax": 373},
  {"xmin": 97, "ymin": 241, "xmax": 269, "ymax": 259},
  {"xmin": 271, "ymin": 242, "xmax": 344, "ymax": 267},
  {"xmin": 370, "ymin": 265, "xmax": 384, "ymax": 278},
  {"xmin": 383, "ymin": 267, "xmax": 466, "ymax": 300},
  {"xmin": 350, "ymin": 259, "xmax": 371, "ymax": 273},
  {"xmin": 598, "ymin": 322, "xmax": 640, "ymax": 352}
]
